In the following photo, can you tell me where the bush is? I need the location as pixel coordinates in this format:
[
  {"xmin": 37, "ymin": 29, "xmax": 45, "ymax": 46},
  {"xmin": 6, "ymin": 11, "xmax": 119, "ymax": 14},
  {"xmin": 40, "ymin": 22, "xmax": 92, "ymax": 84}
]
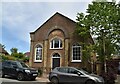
[
  {"xmin": 0, "ymin": 54, "xmax": 8, "ymax": 61},
  {"xmin": 23, "ymin": 57, "xmax": 29, "ymax": 62},
  {"xmin": 101, "ymin": 71, "xmax": 116, "ymax": 84},
  {"xmin": 100, "ymin": 60, "xmax": 118, "ymax": 84},
  {"xmin": 38, "ymin": 67, "xmax": 43, "ymax": 77}
]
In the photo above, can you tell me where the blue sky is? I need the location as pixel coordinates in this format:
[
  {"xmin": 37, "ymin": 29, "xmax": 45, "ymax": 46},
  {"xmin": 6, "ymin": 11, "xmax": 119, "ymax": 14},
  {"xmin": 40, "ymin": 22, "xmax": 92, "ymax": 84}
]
[{"xmin": 1, "ymin": 0, "xmax": 119, "ymax": 54}]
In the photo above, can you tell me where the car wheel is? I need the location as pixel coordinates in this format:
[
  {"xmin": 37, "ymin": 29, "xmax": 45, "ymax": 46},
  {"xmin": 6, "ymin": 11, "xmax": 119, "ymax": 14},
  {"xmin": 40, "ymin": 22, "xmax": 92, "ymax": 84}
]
[
  {"xmin": 2, "ymin": 72, "xmax": 5, "ymax": 78},
  {"xmin": 17, "ymin": 73, "xmax": 24, "ymax": 81},
  {"xmin": 51, "ymin": 77, "xmax": 59, "ymax": 84},
  {"xmin": 86, "ymin": 80, "xmax": 95, "ymax": 84},
  {"xmin": 31, "ymin": 77, "xmax": 36, "ymax": 81}
]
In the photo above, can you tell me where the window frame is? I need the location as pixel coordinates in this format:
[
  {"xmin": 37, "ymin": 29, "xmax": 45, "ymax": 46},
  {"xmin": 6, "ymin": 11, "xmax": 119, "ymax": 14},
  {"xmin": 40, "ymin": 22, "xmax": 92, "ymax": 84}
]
[
  {"xmin": 50, "ymin": 38, "xmax": 62, "ymax": 49},
  {"xmin": 72, "ymin": 43, "xmax": 82, "ymax": 62},
  {"xmin": 34, "ymin": 44, "xmax": 43, "ymax": 62}
]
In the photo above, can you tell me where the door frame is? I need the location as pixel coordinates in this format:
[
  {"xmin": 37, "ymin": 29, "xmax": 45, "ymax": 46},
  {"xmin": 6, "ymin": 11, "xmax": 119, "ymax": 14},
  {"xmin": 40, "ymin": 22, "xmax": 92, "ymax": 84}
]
[{"xmin": 51, "ymin": 53, "xmax": 61, "ymax": 69}]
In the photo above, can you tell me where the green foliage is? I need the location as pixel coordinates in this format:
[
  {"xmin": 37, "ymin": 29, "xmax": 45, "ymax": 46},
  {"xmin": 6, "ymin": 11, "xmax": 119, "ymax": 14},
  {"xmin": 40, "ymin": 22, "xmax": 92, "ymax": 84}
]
[
  {"xmin": 0, "ymin": 54, "xmax": 8, "ymax": 61},
  {"xmin": 76, "ymin": 1, "xmax": 120, "ymax": 63},
  {"xmin": 11, "ymin": 52, "xmax": 24, "ymax": 59},
  {"xmin": 10, "ymin": 48, "xmax": 18, "ymax": 54},
  {"xmin": 76, "ymin": 12, "xmax": 95, "ymax": 70},
  {"xmin": 0, "ymin": 47, "xmax": 29, "ymax": 62},
  {"xmin": 38, "ymin": 67, "xmax": 43, "ymax": 77},
  {"xmin": 10, "ymin": 48, "xmax": 26, "ymax": 61},
  {"xmin": 76, "ymin": 2, "xmax": 119, "ymax": 73},
  {"xmin": 88, "ymin": 2, "xmax": 119, "ymax": 61},
  {"xmin": 76, "ymin": 13, "xmax": 90, "ymax": 39},
  {"xmin": 0, "ymin": 54, "xmax": 16, "ymax": 61},
  {"xmin": 23, "ymin": 57, "xmax": 29, "ymax": 62}
]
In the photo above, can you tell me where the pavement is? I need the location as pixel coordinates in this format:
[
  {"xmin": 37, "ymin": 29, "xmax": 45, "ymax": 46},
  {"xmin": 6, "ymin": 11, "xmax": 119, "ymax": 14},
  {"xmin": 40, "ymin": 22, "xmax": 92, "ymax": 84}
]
[
  {"xmin": 36, "ymin": 77, "xmax": 49, "ymax": 82},
  {"xmin": 115, "ymin": 75, "xmax": 120, "ymax": 84},
  {"xmin": 0, "ymin": 77, "xmax": 50, "ymax": 84}
]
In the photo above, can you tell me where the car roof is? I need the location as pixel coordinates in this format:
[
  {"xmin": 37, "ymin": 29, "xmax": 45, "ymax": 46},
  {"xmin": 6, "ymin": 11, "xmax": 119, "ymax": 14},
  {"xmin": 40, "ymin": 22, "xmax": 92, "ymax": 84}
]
[
  {"xmin": 55, "ymin": 67, "xmax": 77, "ymax": 69},
  {"xmin": 3, "ymin": 60, "xmax": 22, "ymax": 63}
]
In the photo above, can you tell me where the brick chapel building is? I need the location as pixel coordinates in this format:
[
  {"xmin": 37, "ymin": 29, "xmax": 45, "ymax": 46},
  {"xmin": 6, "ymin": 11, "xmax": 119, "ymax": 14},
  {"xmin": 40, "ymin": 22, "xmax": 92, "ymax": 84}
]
[{"xmin": 29, "ymin": 12, "xmax": 94, "ymax": 74}]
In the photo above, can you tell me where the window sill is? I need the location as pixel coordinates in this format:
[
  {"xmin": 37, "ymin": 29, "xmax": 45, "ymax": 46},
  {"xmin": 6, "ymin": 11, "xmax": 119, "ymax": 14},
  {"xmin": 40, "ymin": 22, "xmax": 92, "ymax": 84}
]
[
  {"xmin": 50, "ymin": 48, "xmax": 63, "ymax": 50},
  {"xmin": 34, "ymin": 60, "xmax": 42, "ymax": 63},
  {"xmin": 71, "ymin": 60, "xmax": 82, "ymax": 62}
]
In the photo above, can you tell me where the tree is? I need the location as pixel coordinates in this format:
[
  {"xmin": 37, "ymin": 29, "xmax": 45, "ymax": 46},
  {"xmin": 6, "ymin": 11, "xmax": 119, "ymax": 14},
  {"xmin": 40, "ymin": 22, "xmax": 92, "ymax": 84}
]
[
  {"xmin": 87, "ymin": 1, "xmax": 119, "ymax": 61},
  {"xmin": 76, "ymin": 13, "xmax": 95, "ymax": 72},
  {"xmin": 10, "ymin": 48, "xmax": 18, "ymax": 54},
  {"xmin": 76, "ymin": 1, "xmax": 120, "ymax": 72},
  {"xmin": 10, "ymin": 48, "xmax": 25, "ymax": 61}
]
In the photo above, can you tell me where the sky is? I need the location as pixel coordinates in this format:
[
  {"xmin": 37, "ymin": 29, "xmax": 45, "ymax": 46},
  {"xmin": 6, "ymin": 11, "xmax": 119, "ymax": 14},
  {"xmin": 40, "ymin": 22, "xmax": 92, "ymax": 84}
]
[{"xmin": 1, "ymin": 0, "xmax": 119, "ymax": 54}]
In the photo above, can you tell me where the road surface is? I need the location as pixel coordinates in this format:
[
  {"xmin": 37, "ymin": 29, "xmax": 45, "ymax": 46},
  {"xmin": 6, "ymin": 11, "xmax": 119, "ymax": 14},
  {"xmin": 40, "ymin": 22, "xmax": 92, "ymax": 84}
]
[{"xmin": 0, "ymin": 76, "xmax": 50, "ymax": 84}]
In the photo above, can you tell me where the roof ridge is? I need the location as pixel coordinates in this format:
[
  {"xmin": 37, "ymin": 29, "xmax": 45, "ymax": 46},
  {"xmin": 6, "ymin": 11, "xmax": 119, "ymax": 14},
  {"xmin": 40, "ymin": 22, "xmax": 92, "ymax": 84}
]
[{"xmin": 30, "ymin": 12, "xmax": 76, "ymax": 34}]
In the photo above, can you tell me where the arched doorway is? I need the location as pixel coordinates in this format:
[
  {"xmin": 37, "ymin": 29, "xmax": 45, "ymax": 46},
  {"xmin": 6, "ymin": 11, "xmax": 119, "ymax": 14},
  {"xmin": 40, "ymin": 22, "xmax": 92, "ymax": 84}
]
[{"xmin": 52, "ymin": 53, "xmax": 60, "ymax": 69}]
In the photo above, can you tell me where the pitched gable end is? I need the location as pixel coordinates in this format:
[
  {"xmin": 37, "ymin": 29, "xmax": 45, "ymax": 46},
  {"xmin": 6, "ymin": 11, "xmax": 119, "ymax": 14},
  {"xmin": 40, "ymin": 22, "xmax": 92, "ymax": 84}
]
[{"xmin": 30, "ymin": 12, "xmax": 76, "ymax": 34}]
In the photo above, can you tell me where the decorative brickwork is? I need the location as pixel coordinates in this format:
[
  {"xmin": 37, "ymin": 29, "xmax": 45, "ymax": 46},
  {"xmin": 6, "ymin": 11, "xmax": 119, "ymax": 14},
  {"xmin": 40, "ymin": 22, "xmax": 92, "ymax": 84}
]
[{"xmin": 29, "ymin": 12, "xmax": 94, "ymax": 75}]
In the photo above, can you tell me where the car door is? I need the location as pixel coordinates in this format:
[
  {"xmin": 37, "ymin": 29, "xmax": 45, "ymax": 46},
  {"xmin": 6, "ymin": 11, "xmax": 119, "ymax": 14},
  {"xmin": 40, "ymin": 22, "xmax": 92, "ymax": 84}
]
[
  {"xmin": 67, "ymin": 68, "xmax": 80, "ymax": 82},
  {"xmin": 75, "ymin": 72, "xmax": 88, "ymax": 83},
  {"xmin": 68, "ymin": 68, "xmax": 87, "ymax": 84},
  {"xmin": 3, "ymin": 61, "xmax": 12, "ymax": 75},
  {"xmin": 10, "ymin": 62, "xmax": 18, "ymax": 76},
  {"xmin": 58, "ymin": 68, "xmax": 71, "ymax": 82}
]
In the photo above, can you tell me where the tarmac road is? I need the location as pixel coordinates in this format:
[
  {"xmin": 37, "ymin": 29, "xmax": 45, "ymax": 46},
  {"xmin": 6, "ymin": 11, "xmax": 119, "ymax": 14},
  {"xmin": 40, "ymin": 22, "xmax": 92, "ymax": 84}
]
[{"xmin": 0, "ymin": 76, "xmax": 50, "ymax": 84}]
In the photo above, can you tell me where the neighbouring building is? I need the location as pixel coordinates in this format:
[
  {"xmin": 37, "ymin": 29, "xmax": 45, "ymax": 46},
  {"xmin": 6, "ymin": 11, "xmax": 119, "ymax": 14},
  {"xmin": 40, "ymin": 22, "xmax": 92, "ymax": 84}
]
[
  {"xmin": 0, "ymin": 46, "xmax": 9, "ymax": 55},
  {"xmin": 24, "ymin": 52, "xmax": 30, "ymax": 58},
  {"xmin": 29, "ymin": 12, "xmax": 94, "ymax": 75}
]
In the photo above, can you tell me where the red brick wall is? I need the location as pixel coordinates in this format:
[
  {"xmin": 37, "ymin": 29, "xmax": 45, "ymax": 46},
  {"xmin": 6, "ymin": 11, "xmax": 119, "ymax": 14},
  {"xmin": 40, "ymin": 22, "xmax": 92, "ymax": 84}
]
[{"xmin": 30, "ymin": 13, "xmax": 93, "ymax": 73}]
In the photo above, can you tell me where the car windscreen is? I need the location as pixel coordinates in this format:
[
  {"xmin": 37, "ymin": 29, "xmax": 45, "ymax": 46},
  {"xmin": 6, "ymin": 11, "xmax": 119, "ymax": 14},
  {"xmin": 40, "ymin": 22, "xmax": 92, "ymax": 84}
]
[
  {"xmin": 78, "ymin": 69, "xmax": 90, "ymax": 75},
  {"xmin": 17, "ymin": 62, "xmax": 29, "ymax": 68},
  {"xmin": 0, "ymin": 62, "xmax": 2, "ymax": 69}
]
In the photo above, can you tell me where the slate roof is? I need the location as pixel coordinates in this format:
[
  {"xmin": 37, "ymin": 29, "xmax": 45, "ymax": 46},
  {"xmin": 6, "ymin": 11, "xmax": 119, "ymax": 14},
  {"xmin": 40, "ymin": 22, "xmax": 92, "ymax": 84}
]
[{"xmin": 0, "ymin": 46, "xmax": 9, "ymax": 55}]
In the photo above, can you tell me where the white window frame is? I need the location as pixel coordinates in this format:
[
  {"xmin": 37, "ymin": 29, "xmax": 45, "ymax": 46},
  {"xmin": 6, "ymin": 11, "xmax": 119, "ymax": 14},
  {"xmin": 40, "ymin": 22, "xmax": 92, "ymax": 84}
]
[
  {"xmin": 34, "ymin": 44, "xmax": 42, "ymax": 62},
  {"xmin": 50, "ymin": 38, "xmax": 62, "ymax": 49},
  {"xmin": 72, "ymin": 44, "xmax": 82, "ymax": 62}
]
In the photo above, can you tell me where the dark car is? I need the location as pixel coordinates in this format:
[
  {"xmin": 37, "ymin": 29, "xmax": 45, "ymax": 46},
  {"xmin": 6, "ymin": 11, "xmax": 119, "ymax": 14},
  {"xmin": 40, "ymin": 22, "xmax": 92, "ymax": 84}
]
[
  {"xmin": 0, "ymin": 62, "xmax": 2, "ymax": 78},
  {"xmin": 49, "ymin": 67, "xmax": 104, "ymax": 84},
  {"xmin": 118, "ymin": 62, "xmax": 120, "ymax": 74},
  {"xmin": 2, "ymin": 60, "xmax": 38, "ymax": 81}
]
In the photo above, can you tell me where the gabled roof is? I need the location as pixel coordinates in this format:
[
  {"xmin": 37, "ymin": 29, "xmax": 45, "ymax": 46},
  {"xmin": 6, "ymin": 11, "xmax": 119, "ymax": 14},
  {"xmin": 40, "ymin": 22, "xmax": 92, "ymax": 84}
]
[
  {"xmin": 24, "ymin": 52, "xmax": 30, "ymax": 57},
  {"xmin": 30, "ymin": 12, "xmax": 76, "ymax": 34},
  {"xmin": 0, "ymin": 46, "xmax": 9, "ymax": 55}
]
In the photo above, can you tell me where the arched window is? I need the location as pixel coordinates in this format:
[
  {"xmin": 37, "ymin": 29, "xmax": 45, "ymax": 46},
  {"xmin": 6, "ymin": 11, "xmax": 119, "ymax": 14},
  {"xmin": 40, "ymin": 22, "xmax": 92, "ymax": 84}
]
[
  {"xmin": 50, "ymin": 38, "xmax": 62, "ymax": 49},
  {"xmin": 72, "ymin": 43, "xmax": 82, "ymax": 62},
  {"xmin": 52, "ymin": 53, "xmax": 60, "ymax": 58},
  {"xmin": 35, "ymin": 44, "xmax": 42, "ymax": 62}
]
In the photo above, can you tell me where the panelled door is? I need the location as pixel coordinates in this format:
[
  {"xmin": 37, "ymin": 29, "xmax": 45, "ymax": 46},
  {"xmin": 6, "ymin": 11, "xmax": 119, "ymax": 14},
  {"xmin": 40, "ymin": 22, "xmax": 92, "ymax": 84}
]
[{"xmin": 52, "ymin": 53, "xmax": 60, "ymax": 69}]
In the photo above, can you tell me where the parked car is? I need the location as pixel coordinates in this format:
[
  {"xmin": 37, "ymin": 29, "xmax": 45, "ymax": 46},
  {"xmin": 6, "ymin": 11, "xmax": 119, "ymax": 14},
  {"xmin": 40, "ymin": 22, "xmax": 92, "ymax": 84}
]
[
  {"xmin": 49, "ymin": 67, "xmax": 104, "ymax": 84},
  {"xmin": 118, "ymin": 62, "xmax": 120, "ymax": 74},
  {"xmin": 2, "ymin": 60, "xmax": 38, "ymax": 81},
  {"xmin": 0, "ymin": 62, "xmax": 2, "ymax": 78}
]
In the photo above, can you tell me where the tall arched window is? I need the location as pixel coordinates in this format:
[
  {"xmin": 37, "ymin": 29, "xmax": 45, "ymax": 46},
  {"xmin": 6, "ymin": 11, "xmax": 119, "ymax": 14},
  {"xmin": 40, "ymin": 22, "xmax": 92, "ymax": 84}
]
[
  {"xmin": 50, "ymin": 38, "xmax": 62, "ymax": 49},
  {"xmin": 35, "ymin": 44, "xmax": 42, "ymax": 62},
  {"xmin": 72, "ymin": 43, "xmax": 82, "ymax": 62}
]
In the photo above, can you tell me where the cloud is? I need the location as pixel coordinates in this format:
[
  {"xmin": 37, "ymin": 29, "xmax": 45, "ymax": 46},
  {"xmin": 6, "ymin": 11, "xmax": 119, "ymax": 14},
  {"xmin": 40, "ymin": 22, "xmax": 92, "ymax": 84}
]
[
  {"xmin": 2, "ymin": 2, "xmax": 90, "ymax": 44},
  {"xmin": 2, "ymin": 2, "xmax": 43, "ymax": 43},
  {"xmin": 0, "ymin": 2, "xmax": 2, "ymax": 43},
  {"xmin": 2, "ymin": 1, "xmax": 93, "ymax": 53},
  {"xmin": 2, "ymin": 0, "xmax": 93, "ymax": 2}
]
